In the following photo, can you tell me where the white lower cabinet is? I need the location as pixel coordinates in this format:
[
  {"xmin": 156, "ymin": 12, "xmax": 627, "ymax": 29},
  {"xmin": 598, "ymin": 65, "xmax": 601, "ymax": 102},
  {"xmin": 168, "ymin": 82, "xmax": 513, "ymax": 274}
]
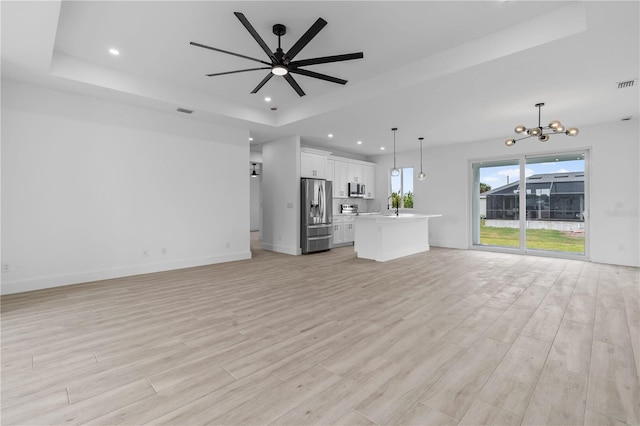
[
  {"xmin": 332, "ymin": 215, "xmax": 355, "ymax": 246},
  {"xmin": 333, "ymin": 222, "xmax": 344, "ymax": 245},
  {"xmin": 343, "ymin": 216, "xmax": 355, "ymax": 243}
]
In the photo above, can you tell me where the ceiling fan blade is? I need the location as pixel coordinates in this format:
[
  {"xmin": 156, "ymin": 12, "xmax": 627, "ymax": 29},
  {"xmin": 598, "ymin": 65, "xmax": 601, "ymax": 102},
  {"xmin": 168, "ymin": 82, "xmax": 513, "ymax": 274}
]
[
  {"xmin": 290, "ymin": 52, "xmax": 364, "ymax": 68},
  {"xmin": 285, "ymin": 17, "xmax": 327, "ymax": 62},
  {"xmin": 234, "ymin": 12, "xmax": 277, "ymax": 63},
  {"xmin": 190, "ymin": 42, "xmax": 272, "ymax": 66},
  {"xmin": 250, "ymin": 73, "xmax": 274, "ymax": 94},
  {"xmin": 289, "ymin": 68, "xmax": 347, "ymax": 85},
  {"xmin": 284, "ymin": 73, "xmax": 306, "ymax": 97},
  {"xmin": 207, "ymin": 67, "xmax": 271, "ymax": 77}
]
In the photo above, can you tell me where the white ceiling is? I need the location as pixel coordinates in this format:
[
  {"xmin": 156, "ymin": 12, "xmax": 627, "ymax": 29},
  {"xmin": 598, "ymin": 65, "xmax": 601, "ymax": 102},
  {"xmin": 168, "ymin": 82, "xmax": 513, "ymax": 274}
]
[{"xmin": 2, "ymin": 1, "xmax": 638, "ymax": 157}]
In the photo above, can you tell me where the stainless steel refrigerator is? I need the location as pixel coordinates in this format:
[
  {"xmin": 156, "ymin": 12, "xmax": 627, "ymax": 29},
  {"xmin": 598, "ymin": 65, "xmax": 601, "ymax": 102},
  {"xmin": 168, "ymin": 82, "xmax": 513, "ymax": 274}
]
[{"xmin": 300, "ymin": 178, "xmax": 333, "ymax": 254}]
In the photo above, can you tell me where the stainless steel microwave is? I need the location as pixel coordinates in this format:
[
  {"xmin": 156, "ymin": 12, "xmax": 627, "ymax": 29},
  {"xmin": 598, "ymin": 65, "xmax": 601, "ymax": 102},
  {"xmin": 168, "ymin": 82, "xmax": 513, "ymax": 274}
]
[{"xmin": 348, "ymin": 182, "xmax": 365, "ymax": 198}]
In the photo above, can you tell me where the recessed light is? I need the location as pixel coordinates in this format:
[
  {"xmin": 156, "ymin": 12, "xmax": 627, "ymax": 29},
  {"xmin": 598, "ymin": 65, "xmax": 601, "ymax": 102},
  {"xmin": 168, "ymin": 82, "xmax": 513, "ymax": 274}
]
[
  {"xmin": 328, "ymin": 134, "xmax": 333, "ymax": 138},
  {"xmin": 109, "ymin": 48, "xmax": 120, "ymax": 56},
  {"xmin": 380, "ymin": 147, "xmax": 385, "ymax": 150},
  {"xmin": 249, "ymin": 137, "xmax": 253, "ymax": 141},
  {"xmin": 264, "ymin": 97, "xmax": 271, "ymax": 102},
  {"xmin": 357, "ymin": 140, "xmax": 362, "ymax": 145}
]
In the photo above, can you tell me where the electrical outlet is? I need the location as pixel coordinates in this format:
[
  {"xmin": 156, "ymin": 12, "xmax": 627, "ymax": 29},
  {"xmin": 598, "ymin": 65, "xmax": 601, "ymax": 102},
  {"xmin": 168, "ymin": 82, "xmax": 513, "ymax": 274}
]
[
  {"xmin": 142, "ymin": 250, "xmax": 149, "ymax": 257},
  {"xmin": 2, "ymin": 264, "xmax": 9, "ymax": 272}
]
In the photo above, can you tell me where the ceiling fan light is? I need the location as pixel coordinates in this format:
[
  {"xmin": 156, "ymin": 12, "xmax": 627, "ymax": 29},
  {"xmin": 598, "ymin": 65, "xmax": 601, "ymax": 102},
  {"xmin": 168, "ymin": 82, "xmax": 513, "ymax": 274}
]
[
  {"xmin": 418, "ymin": 171, "xmax": 427, "ymax": 181},
  {"xmin": 271, "ymin": 65, "xmax": 288, "ymax": 76},
  {"xmin": 505, "ymin": 139, "xmax": 515, "ymax": 146},
  {"xmin": 538, "ymin": 134, "xmax": 550, "ymax": 142},
  {"xmin": 514, "ymin": 125, "xmax": 526, "ymax": 134},
  {"xmin": 566, "ymin": 127, "xmax": 579, "ymax": 136}
]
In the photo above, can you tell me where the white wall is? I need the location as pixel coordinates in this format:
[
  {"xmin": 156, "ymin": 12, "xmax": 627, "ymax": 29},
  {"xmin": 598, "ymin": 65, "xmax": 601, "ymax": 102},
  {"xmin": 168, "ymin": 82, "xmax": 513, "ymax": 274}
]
[
  {"xmin": 261, "ymin": 136, "xmax": 301, "ymax": 255},
  {"xmin": 372, "ymin": 119, "xmax": 639, "ymax": 267},
  {"xmin": 1, "ymin": 81, "xmax": 251, "ymax": 294}
]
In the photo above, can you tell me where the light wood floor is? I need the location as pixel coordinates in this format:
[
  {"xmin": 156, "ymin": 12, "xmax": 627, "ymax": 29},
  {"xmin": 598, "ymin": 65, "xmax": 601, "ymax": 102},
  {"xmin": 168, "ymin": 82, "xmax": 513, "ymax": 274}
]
[{"xmin": 2, "ymin": 235, "xmax": 639, "ymax": 425}]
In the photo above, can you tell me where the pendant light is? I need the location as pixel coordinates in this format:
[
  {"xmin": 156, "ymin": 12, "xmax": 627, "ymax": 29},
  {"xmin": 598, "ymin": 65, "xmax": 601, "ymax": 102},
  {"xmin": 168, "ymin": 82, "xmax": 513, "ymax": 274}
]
[
  {"xmin": 417, "ymin": 137, "xmax": 426, "ymax": 181},
  {"xmin": 391, "ymin": 127, "xmax": 400, "ymax": 177},
  {"xmin": 251, "ymin": 163, "xmax": 259, "ymax": 177}
]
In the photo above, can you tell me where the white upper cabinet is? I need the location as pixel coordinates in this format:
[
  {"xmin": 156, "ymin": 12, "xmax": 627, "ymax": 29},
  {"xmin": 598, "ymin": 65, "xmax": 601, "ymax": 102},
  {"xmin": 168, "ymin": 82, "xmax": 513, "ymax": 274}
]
[
  {"xmin": 333, "ymin": 161, "xmax": 349, "ymax": 198},
  {"xmin": 326, "ymin": 159, "xmax": 335, "ymax": 184},
  {"xmin": 363, "ymin": 165, "xmax": 375, "ymax": 199},
  {"xmin": 348, "ymin": 163, "xmax": 364, "ymax": 183},
  {"xmin": 301, "ymin": 150, "xmax": 328, "ymax": 179}
]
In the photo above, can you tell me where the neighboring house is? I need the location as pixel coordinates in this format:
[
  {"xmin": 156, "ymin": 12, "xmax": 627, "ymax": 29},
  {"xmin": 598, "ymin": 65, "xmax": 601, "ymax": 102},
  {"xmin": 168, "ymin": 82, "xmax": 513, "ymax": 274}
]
[{"xmin": 485, "ymin": 172, "xmax": 585, "ymax": 229}]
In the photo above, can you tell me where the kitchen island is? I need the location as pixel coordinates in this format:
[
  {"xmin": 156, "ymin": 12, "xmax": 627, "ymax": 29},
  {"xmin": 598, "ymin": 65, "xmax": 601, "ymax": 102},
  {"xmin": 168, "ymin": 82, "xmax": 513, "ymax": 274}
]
[{"xmin": 354, "ymin": 213, "xmax": 442, "ymax": 262}]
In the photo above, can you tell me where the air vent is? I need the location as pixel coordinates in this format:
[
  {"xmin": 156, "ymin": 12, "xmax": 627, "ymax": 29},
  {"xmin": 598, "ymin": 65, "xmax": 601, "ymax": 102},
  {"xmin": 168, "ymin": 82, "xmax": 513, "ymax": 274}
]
[
  {"xmin": 177, "ymin": 107, "xmax": 193, "ymax": 114},
  {"xmin": 617, "ymin": 79, "xmax": 637, "ymax": 89}
]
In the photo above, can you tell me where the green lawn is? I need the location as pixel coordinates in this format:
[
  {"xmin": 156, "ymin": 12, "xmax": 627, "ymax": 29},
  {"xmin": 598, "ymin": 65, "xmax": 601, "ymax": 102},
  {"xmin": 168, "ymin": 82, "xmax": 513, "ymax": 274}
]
[{"xmin": 480, "ymin": 221, "xmax": 585, "ymax": 253}]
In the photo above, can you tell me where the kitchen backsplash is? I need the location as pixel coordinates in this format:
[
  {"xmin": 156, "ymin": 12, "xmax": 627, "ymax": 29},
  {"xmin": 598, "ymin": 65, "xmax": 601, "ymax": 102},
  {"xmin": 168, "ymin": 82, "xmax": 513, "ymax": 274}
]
[{"xmin": 333, "ymin": 198, "xmax": 379, "ymax": 215}]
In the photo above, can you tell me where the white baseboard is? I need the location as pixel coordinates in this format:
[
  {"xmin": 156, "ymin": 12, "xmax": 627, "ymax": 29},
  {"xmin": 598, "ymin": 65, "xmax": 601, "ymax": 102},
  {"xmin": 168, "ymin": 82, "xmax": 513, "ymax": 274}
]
[
  {"xmin": 260, "ymin": 242, "xmax": 301, "ymax": 256},
  {"xmin": 0, "ymin": 251, "xmax": 252, "ymax": 295}
]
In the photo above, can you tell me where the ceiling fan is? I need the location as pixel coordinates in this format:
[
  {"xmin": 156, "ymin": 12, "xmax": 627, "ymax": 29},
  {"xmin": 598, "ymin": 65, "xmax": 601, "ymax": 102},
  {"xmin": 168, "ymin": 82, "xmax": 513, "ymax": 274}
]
[{"xmin": 190, "ymin": 12, "xmax": 364, "ymax": 97}]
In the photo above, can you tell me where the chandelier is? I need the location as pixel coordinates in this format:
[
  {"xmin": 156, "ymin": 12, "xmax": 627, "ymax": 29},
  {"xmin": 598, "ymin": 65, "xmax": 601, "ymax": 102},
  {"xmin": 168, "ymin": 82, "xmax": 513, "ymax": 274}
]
[{"xmin": 505, "ymin": 103, "xmax": 579, "ymax": 146}]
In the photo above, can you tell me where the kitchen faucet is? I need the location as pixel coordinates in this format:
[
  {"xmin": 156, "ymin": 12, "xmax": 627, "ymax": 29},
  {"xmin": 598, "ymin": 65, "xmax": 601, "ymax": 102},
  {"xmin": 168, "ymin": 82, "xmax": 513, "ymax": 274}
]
[{"xmin": 387, "ymin": 195, "xmax": 399, "ymax": 216}]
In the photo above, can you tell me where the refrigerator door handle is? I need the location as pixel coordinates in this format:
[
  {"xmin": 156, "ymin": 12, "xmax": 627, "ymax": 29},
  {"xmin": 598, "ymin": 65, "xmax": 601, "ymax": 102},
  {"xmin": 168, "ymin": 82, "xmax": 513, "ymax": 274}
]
[
  {"xmin": 318, "ymin": 184, "xmax": 324, "ymax": 220},
  {"xmin": 309, "ymin": 224, "xmax": 332, "ymax": 229},
  {"xmin": 308, "ymin": 235, "xmax": 332, "ymax": 241}
]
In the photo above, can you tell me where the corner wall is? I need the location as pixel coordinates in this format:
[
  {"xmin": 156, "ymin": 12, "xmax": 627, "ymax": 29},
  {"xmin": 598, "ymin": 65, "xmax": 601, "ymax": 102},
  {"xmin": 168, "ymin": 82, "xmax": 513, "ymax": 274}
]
[
  {"xmin": 261, "ymin": 136, "xmax": 301, "ymax": 255},
  {"xmin": 1, "ymin": 81, "xmax": 251, "ymax": 294}
]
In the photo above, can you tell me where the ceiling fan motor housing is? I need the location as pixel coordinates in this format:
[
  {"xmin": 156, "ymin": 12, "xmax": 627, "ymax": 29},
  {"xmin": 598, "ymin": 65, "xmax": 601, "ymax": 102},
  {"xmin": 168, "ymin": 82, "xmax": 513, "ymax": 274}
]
[{"xmin": 272, "ymin": 24, "xmax": 286, "ymax": 36}]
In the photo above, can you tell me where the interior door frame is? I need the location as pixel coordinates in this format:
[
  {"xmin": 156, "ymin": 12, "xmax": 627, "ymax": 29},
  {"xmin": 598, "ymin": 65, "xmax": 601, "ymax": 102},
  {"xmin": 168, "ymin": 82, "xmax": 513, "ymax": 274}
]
[{"xmin": 469, "ymin": 148, "xmax": 591, "ymax": 260}]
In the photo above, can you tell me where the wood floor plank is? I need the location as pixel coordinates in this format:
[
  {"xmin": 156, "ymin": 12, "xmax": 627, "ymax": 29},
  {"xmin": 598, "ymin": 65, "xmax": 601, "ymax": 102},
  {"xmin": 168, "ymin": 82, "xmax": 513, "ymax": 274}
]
[
  {"xmin": 546, "ymin": 319, "xmax": 593, "ymax": 375},
  {"xmin": 396, "ymin": 402, "xmax": 457, "ymax": 426},
  {"xmin": 458, "ymin": 398, "xmax": 522, "ymax": 426},
  {"xmin": 420, "ymin": 337, "xmax": 511, "ymax": 421},
  {"xmin": 209, "ymin": 365, "xmax": 342, "ymax": 425},
  {"xmin": 332, "ymin": 410, "xmax": 377, "ymax": 425},
  {"xmin": 1, "ymin": 237, "xmax": 637, "ymax": 426},
  {"xmin": 477, "ymin": 335, "xmax": 551, "ymax": 416},
  {"xmin": 587, "ymin": 341, "xmax": 640, "ymax": 424},
  {"xmin": 564, "ymin": 293, "xmax": 597, "ymax": 324},
  {"xmin": 147, "ymin": 370, "xmax": 283, "ymax": 425},
  {"xmin": 87, "ymin": 367, "xmax": 236, "ymax": 425},
  {"xmin": 521, "ymin": 365, "xmax": 587, "ymax": 426}
]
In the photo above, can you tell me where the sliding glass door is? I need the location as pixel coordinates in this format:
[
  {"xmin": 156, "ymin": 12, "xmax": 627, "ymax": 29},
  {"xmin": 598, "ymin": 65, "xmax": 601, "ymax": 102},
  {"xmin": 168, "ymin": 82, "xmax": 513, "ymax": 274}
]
[
  {"xmin": 472, "ymin": 150, "xmax": 588, "ymax": 257},
  {"xmin": 525, "ymin": 153, "xmax": 586, "ymax": 255},
  {"xmin": 473, "ymin": 159, "xmax": 521, "ymax": 249}
]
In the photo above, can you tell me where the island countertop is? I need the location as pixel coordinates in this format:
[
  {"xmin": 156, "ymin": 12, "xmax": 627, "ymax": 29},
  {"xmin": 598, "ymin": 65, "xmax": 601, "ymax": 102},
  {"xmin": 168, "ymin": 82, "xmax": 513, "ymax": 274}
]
[
  {"xmin": 355, "ymin": 213, "xmax": 442, "ymax": 220},
  {"xmin": 353, "ymin": 213, "xmax": 442, "ymax": 262}
]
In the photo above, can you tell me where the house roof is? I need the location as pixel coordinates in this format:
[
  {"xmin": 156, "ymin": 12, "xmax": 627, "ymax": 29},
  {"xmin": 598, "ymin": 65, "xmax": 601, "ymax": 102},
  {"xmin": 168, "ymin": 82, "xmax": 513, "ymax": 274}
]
[{"xmin": 485, "ymin": 172, "xmax": 585, "ymax": 196}]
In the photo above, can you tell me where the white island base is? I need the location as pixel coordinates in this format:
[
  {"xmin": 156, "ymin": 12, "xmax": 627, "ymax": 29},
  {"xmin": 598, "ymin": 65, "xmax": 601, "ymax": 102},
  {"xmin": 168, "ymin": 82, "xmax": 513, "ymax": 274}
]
[{"xmin": 354, "ymin": 214, "xmax": 442, "ymax": 262}]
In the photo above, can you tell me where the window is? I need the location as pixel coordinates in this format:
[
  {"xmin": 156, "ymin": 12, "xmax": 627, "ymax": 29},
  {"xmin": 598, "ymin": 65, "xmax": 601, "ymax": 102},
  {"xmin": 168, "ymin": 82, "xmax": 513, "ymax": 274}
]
[
  {"xmin": 472, "ymin": 151, "xmax": 587, "ymax": 257},
  {"xmin": 390, "ymin": 167, "xmax": 414, "ymax": 209}
]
